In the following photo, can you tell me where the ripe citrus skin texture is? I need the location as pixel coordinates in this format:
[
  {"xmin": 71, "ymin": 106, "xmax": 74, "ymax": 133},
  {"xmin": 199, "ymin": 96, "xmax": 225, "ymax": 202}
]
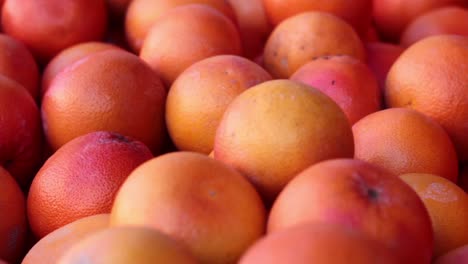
[
  {"xmin": 125, "ymin": 0, "xmax": 236, "ymax": 52},
  {"xmin": 0, "ymin": 75, "xmax": 42, "ymax": 189},
  {"xmin": 401, "ymin": 173, "xmax": 468, "ymax": 257},
  {"xmin": 41, "ymin": 49, "xmax": 167, "ymax": 153},
  {"xmin": 27, "ymin": 131, "xmax": 153, "ymax": 239},
  {"xmin": 0, "ymin": 33, "xmax": 39, "ymax": 100},
  {"xmin": 1, "ymin": 0, "xmax": 108, "ymax": 63},
  {"xmin": 0, "ymin": 167, "xmax": 27, "ymax": 263},
  {"xmin": 139, "ymin": 4, "xmax": 242, "ymax": 86},
  {"xmin": 353, "ymin": 108, "xmax": 459, "ymax": 182},
  {"xmin": 214, "ymin": 79, "xmax": 354, "ymax": 202},
  {"xmin": 166, "ymin": 55, "xmax": 272, "ymax": 154},
  {"xmin": 111, "ymin": 151, "xmax": 266, "ymax": 264},
  {"xmin": 291, "ymin": 55, "xmax": 381, "ymax": 125},
  {"xmin": 22, "ymin": 214, "xmax": 110, "ymax": 264},
  {"xmin": 57, "ymin": 227, "xmax": 198, "ymax": 264},
  {"xmin": 268, "ymin": 159, "xmax": 434, "ymax": 264},
  {"xmin": 41, "ymin": 41, "xmax": 120, "ymax": 97},
  {"xmin": 239, "ymin": 223, "xmax": 401, "ymax": 264},
  {"xmin": 385, "ymin": 35, "xmax": 468, "ymax": 161},
  {"xmin": 263, "ymin": 11, "xmax": 366, "ymax": 78}
]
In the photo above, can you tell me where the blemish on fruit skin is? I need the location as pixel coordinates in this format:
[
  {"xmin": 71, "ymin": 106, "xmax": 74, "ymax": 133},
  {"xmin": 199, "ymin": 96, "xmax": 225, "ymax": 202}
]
[
  {"xmin": 105, "ymin": 132, "xmax": 132, "ymax": 143},
  {"xmin": 209, "ymin": 189, "xmax": 217, "ymax": 197},
  {"xmin": 331, "ymin": 80, "xmax": 336, "ymax": 85},
  {"xmin": 421, "ymin": 182, "xmax": 458, "ymax": 203},
  {"xmin": 280, "ymin": 57, "xmax": 288, "ymax": 69}
]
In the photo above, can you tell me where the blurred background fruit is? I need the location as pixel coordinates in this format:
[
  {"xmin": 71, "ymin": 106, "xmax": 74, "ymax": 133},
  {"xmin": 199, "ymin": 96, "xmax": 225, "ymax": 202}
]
[
  {"xmin": 1, "ymin": 0, "xmax": 108, "ymax": 63},
  {"xmin": 0, "ymin": 34, "xmax": 39, "ymax": 100},
  {"xmin": 125, "ymin": 0, "xmax": 236, "ymax": 53},
  {"xmin": 57, "ymin": 227, "xmax": 198, "ymax": 264},
  {"xmin": 22, "ymin": 214, "xmax": 110, "ymax": 264},
  {"xmin": 139, "ymin": 4, "xmax": 242, "ymax": 86},
  {"xmin": 0, "ymin": 167, "xmax": 26, "ymax": 263},
  {"xmin": 262, "ymin": 0, "xmax": 372, "ymax": 36},
  {"xmin": 240, "ymin": 223, "xmax": 400, "ymax": 264},
  {"xmin": 0, "ymin": 75, "xmax": 42, "ymax": 189}
]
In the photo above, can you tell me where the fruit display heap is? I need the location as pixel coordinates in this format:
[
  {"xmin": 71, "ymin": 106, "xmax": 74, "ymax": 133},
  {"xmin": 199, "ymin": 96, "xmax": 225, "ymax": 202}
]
[{"xmin": 0, "ymin": 0, "xmax": 467, "ymax": 264}]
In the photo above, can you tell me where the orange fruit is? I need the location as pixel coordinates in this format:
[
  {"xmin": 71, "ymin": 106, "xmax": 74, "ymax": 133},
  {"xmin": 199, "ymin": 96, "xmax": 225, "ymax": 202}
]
[
  {"xmin": 400, "ymin": 6, "xmax": 468, "ymax": 47},
  {"xmin": 41, "ymin": 49, "xmax": 166, "ymax": 153},
  {"xmin": 401, "ymin": 173, "xmax": 468, "ymax": 257},
  {"xmin": 0, "ymin": 33, "xmax": 39, "ymax": 100},
  {"xmin": 240, "ymin": 223, "xmax": 400, "ymax": 264},
  {"xmin": 139, "ymin": 4, "xmax": 242, "ymax": 86},
  {"xmin": 385, "ymin": 35, "xmax": 468, "ymax": 161},
  {"xmin": 57, "ymin": 226, "xmax": 197, "ymax": 264},
  {"xmin": 125, "ymin": 0, "xmax": 236, "ymax": 52},
  {"xmin": 263, "ymin": 11, "xmax": 366, "ymax": 78},
  {"xmin": 268, "ymin": 158, "xmax": 433, "ymax": 263},
  {"xmin": 22, "ymin": 214, "xmax": 110, "ymax": 264},
  {"xmin": 365, "ymin": 42, "xmax": 404, "ymax": 91},
  {"xmin": 261, "ymin": 0, "xmax": 372, "ymax": 36},
  {"xmin": 434, "ymin": 244, "xmax": 468, "ymax": 264},
  {"xmin": 1, "ymin": 0, "xmax": 108, "ymax": 63},
  {"xmin": 0, "ymin": 167, "xmax": 27, "ymax": 263},
  {"xmin": 166, "ymin": 55, "xmax": 272, "ymax": 154},
  {"xmin": 226, "ymin": 0, "xmax": 272, "ymax": 59},
  {"xmin": 0, "ymin": 75, "xmax": 42, "ymax": 189},
  {"xmin": 110, "ymin": 151, "xmax": 266, "ymax": 264},
  {"xmin": 41, "ymin": 41, "xmax": 120, "ymax": 98},
  {"xmin": 214, "ymin": 79, "xmax": 354, "ymax": 202},
  {"xmin": 27, "ymin": 131, "xmax": 153, "ymax": 238},
  {"xmin": 372, "ymin": 0, "xmax": 466, "ymax": 41},
  {"xmin": 290, "ymin": 55, "xmax": 381, "ymax": 125},
  {"xmin": 353, "ymin": 108, "xmax": 459, "ymax": 182}
]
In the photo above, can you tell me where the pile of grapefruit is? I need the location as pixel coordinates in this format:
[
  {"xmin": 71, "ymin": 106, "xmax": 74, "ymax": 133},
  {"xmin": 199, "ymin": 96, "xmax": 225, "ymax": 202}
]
[{"xmin": 0, "ymin": 0, "xmax": 467, "ymax": 263}]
